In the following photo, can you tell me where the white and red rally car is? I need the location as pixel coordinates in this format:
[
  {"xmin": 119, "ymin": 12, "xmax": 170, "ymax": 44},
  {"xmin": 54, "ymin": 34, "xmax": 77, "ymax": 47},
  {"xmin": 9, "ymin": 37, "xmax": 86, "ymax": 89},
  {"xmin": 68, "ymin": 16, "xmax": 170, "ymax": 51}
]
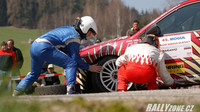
[{"xmin": 77, "ymin": 0, "xmax": 200, "ymax": 93}]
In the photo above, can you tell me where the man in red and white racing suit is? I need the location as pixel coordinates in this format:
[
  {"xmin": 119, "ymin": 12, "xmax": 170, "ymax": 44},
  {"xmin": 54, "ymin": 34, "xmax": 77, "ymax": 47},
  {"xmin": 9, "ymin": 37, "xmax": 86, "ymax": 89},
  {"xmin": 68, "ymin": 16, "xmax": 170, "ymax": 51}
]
[{"xmin": 116, "ymin": 35, "xmax": 175, "ymax": 91}]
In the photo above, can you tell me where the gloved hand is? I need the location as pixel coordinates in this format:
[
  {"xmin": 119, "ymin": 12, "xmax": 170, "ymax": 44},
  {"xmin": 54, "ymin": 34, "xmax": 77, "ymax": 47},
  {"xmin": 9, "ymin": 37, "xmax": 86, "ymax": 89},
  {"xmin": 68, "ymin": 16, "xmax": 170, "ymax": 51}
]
[{"xmin": 89, "ymin": 64, "xmax": 103, "ymax": 73}]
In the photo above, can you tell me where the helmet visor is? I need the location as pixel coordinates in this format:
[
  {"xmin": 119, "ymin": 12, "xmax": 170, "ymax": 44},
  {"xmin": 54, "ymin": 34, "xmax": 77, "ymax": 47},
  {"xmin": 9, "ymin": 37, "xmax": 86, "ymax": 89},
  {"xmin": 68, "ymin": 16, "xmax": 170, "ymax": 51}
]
[{"xmin": 89, "ymin": 28, "xmax": 97, "ymax": 36}]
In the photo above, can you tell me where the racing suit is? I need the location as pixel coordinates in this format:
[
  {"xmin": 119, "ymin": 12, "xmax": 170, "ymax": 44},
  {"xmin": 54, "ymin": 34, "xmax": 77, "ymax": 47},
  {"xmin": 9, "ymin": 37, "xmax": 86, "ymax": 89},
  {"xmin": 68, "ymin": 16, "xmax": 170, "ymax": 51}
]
[
  {"xmin": 15, "ymin": 26, "xmax": 89, "ymax": 92},
  {"xmin": 116, "ymin": 43, "xmax": 174, "ymax": 91}
]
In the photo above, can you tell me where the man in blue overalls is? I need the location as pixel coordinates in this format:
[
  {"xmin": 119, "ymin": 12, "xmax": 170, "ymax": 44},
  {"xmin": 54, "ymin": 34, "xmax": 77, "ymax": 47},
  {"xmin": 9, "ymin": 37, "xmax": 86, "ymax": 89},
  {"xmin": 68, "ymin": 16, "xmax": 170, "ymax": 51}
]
[{"xmin": 13, "ymin": 16, "xmax": 103, "ymax": 96}]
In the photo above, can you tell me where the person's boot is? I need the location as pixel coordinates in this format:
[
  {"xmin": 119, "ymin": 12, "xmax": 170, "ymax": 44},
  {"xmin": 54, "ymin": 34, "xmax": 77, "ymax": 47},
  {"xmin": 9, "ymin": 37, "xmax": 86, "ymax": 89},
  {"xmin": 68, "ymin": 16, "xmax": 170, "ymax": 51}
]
[
  {"xmin": 67, "ymin": 84, "xmax": 80, "ymax": 95},
  {"xmin": 12, "ymin": 90, "xmax": 22, "ymax": 96}
]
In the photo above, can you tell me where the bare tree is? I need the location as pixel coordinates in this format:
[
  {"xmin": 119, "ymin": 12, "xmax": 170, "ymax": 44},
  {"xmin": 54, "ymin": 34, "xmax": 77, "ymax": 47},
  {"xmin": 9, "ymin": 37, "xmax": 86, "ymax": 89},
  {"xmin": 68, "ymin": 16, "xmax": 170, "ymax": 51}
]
[{"xmin": 165, "ymin": 0, "xmax": 187, "ymax": 9}]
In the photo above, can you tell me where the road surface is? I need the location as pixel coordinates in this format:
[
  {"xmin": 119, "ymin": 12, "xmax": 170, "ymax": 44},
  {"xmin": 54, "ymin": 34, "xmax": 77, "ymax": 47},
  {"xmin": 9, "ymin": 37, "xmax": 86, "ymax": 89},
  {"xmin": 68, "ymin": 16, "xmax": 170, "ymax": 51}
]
[{"xmin": 16, "ymin": 89, "xmax": 200, "ymax": 104}]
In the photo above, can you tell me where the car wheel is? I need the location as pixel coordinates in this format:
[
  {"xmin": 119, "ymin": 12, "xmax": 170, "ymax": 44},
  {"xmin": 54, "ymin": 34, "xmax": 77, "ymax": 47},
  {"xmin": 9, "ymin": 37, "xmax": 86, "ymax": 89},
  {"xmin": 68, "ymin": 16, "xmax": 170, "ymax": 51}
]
[
  {"xmin": 35, "ymin": 84, "xmax": 66, "ymax": 95},
  {"xmin": 91, "ymin": 56, "xmax": 134, "ymax": 92}
]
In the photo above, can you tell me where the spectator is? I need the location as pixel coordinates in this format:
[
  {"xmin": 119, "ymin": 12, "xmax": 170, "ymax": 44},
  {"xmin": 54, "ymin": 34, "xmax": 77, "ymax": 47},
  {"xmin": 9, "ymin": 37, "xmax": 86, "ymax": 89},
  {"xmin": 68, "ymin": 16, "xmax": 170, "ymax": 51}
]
[
  {"xmin": 126, "ymin": 20, "xmax": 140, "ymax": 36},
  {"xmin": 7, "ymin": 39, "xmax": 24, "ymax": 85},
  {"xmin": 0, "ymin": 41, "xmax": 17, "ymax": 90},
  {"xmin": 13, "ymin": 16, "xmax": 103, "ymax": 96},
  {"xmin": 37, "ymin": 64, "xmax": 60, "ymax": 86},
  {"xmin": 116, "ymin": 34, "xmax": 175, "ymax": 91}
]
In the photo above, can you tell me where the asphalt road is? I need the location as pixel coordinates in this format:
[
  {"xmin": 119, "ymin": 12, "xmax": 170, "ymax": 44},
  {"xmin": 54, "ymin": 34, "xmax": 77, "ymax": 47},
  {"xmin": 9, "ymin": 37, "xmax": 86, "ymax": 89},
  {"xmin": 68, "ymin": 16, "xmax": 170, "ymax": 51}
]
[{"xmin": 16, "ymin": 89, "xmax": 200, "ymax": 104}]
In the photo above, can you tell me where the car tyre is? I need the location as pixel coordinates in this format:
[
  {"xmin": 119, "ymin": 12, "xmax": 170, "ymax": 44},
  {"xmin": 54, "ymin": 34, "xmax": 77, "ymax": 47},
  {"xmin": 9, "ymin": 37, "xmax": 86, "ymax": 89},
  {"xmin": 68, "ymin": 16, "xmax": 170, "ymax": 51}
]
[{"xmin": 35, "ymin": 84, "xmax": 66, "ymax": 95}]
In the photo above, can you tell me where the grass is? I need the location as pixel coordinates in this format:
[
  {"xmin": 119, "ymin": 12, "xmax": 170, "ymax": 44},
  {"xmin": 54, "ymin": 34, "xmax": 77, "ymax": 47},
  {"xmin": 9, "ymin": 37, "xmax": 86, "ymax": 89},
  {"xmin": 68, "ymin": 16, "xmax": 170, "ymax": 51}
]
[
  {"xmin": 0, "ymin": 92, "xmax": 200, "ymax": 112},
  {"xmin": 0, "ymin": 96, "xmax": 136, "ymax": 112},
  {"xmin": 0, "ymin": 26, "xmax": 65, "ymax": 84}
]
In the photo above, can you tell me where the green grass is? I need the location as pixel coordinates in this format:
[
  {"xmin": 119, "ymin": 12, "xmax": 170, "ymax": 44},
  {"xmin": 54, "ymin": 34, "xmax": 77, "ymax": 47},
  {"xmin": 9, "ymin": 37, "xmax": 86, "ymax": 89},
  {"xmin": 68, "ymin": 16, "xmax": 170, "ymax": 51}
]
[
  {"xmin": 0, "ymin": 26, "xmax": 65, "ymax": 84},
  {"xmin": 0, "ymin": 94, "xmax": 200, "ymax": 112},
  {"xmin": 0, "ymin": 96, "xmax": 135, "ymax": 112}
]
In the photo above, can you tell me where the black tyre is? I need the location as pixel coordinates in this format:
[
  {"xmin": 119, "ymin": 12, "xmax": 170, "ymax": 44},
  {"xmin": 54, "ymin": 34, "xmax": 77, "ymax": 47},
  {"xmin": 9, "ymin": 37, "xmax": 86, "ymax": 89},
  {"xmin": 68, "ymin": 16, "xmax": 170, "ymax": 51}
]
[
  {"xmin": 35, "ymin": 84, "xmax": 66, "ymax": 95},
  {"xmin": 91, "ymin": 56, "xmax": 134, "ymax": 92}
]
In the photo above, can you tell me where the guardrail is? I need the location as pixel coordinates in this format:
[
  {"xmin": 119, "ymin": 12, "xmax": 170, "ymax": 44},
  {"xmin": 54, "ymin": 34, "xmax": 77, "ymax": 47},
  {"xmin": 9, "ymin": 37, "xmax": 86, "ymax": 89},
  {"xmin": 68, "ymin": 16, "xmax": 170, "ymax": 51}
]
[{"xmin": 10, "ymin": 73, "xmax": 64, "ymax": 81}]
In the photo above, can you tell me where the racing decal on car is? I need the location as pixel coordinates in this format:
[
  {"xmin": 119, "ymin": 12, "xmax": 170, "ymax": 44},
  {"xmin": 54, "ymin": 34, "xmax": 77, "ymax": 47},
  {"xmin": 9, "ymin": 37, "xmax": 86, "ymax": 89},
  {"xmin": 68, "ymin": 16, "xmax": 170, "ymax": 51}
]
[
  {"xmin": 181, "ymin": 57, "xmax": 200, "ymax": 75},
  {"xmin": 117, "ymin": 42, "xmax": 123, "ymax": 56},
  {"xmin": 112, "ymin": 42, "xmax": 117, "ymax": 55},
  {"xmin": 93, "ymin": 48, "xmax": 97, "ymax": 60},
  {"xmin": 173, "ymin": 58, "xmax": 200, "ymax": 84},
  {"xmin": 106, "ymin": 43, "xmax": 110, "ymax": 55},
  {"xmin": 192, "ymin": 41, "xmax": 200, "ymax": 56},
  {"xmin": 172, "ymin": 57, "xmax": 200, "ymax": 84},
  {"xmin": 81, "ymin": 38, "xmax": 141, "ymax": 65},
  {"xmin": 159, "ymin": 33, "xmax": 192, "ymax": 60},
  {"xmin": 193, "ymin": 31, "xmax": 200, "ymax": 41},
  {"xmin": 81, "ymin": 57, "xmax": 87, "ymax": 64},
  {"xmin": 76, "ymin": 75, "xmax": 84, "ymax": 87},
  {"xmin": 171, "ymin": 60, "xmax": 199, "ymax": 79},
  {"xmin": 76, "ymin": 68, "xmax": 87, "ymax": 91},
  {"xmin": 173, "ymin": 72, "xmax": 199, "ymax": 84},
  {"xmin": 88, "ymin": 51, "xmax": 93, "ymax": 63},
  {"xmin": 170, "ymin": 40, "xmax": 200, "ymax": 84},
  {"xmin": 192, "ymin": 31, "xmax": 200, "ymax": 57},
  {"xmin": 175, "ymin": 73, "xmax": 199, "ymax": 84},
  {"xmin": 166, "ymin": 62, "xmax": 185, "ymax": 74}
]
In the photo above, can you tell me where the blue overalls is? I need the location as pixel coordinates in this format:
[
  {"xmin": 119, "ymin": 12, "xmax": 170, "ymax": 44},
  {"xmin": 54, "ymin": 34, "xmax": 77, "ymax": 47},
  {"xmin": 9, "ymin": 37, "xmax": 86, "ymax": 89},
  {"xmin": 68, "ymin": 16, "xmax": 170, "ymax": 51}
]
[{"xmin": 15, "ymin": 26, "xmax": 89, "ymax": 92}]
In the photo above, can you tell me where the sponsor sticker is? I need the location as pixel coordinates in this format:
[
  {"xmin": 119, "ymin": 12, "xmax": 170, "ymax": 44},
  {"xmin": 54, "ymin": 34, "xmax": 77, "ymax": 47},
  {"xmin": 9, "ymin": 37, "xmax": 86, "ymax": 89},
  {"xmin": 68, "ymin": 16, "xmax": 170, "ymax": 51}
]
[
  {"xmin": 166, "ymin": 62, "xmax": 185, "ymax": 74},
  {"xmin": 159, "ymin": 34, "xmax": 192, "ymax": 60},
  {"xmin": 146, "ymin": 104, "xmax": 194, "ymax": 112}
]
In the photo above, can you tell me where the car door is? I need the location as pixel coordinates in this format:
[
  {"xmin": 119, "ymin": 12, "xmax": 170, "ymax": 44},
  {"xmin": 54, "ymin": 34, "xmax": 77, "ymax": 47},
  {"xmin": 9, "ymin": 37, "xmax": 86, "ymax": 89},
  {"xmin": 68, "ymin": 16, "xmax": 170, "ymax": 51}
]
[{"xmin": 156, "ymin": 2, "xmax": 200, "ymax": 85}]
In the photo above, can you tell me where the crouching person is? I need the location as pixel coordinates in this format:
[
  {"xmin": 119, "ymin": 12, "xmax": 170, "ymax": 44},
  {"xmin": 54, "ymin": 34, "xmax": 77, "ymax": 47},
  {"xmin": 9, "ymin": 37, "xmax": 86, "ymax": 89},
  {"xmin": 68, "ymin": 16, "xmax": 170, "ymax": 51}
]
[
  {"xmin": 12, "ymin": 16, "xmax": 103, "ymax": 96},
  {"xmin": 116, "ymin": 34, "xmax": 175, "ymax": 91}
]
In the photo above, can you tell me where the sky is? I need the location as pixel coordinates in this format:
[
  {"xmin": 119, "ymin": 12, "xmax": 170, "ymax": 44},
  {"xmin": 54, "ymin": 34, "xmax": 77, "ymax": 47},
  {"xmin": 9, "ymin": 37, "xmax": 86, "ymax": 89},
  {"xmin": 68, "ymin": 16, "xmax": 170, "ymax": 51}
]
[{"xmin": 121, "ymin": 0, "xmax": 169, "ymax": 13}]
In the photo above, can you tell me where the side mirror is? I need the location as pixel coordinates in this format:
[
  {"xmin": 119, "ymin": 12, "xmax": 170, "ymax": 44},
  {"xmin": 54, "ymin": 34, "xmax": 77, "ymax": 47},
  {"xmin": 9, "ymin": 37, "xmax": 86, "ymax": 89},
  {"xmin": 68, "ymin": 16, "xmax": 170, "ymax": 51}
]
[{"xmin": 146, "ymin": 25, "xmax": 162, "ymax": 36}]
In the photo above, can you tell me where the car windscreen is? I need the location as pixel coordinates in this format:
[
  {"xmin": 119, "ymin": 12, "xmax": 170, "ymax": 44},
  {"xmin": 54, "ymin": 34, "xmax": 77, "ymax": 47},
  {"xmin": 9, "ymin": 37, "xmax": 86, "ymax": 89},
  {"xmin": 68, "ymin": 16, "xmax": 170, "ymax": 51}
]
[{"xmin": 157, "ymin": 2, "xmax": 200, "ymax": 35}]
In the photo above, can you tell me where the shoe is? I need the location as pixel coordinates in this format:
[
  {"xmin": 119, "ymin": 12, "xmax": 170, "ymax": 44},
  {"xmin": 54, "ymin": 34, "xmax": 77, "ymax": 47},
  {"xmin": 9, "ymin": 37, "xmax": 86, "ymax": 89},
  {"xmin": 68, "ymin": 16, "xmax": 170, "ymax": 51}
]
[
  {"xmin": 169, "ymin": 81, "xmax": 176, "ymax": 89},
  {"xmin": 12, "ymin": 90, "xmax": 22, "ymax": 96},
  {"xmin": 67, "ymin": 85, "xmax": 80, "ymax": 95}
]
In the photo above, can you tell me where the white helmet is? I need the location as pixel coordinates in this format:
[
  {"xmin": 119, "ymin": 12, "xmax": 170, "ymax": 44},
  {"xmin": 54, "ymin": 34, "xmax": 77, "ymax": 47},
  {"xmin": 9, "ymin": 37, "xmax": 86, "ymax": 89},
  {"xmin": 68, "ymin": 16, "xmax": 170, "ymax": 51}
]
[{"xmin": 79, "ymin": 16, "xmax": 97, "ymax": 36}]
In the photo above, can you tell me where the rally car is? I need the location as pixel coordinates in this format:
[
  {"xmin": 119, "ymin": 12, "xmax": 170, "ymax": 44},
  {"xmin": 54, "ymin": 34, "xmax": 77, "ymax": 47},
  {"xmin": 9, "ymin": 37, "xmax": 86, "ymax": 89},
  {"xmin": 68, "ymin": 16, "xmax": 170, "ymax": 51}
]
[{"xmin": 77, "ymin": 0, "xmax": 200, "ymax": 93}]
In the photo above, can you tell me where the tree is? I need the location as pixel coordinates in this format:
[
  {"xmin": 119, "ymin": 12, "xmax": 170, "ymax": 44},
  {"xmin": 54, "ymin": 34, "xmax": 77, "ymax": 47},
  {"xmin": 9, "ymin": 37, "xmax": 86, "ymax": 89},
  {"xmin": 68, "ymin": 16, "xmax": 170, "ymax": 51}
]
[
  {"xmin": 0, "ymin": 0, "xmax": 7, "ymax": 26},
  {"xmin": 5, "ymin": 0, "xmax": 168, "ymax": 39}
]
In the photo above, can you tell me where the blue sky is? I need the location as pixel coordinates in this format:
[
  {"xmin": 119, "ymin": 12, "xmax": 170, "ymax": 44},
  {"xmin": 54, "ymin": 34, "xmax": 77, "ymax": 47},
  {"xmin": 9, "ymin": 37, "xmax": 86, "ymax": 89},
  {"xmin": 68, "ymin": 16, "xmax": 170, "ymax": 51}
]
[{"xmin": 121, "ymin": 0, "xmax": 169, "ymax": 13}]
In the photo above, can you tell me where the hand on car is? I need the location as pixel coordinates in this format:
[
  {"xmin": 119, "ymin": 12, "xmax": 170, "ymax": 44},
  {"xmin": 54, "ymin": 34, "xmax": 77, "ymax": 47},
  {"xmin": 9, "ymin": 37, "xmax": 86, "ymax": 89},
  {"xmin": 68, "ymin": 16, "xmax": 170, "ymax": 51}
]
[{"xmin": 89, "ymin": 64, "xmax": 103, "ymax": 73}]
